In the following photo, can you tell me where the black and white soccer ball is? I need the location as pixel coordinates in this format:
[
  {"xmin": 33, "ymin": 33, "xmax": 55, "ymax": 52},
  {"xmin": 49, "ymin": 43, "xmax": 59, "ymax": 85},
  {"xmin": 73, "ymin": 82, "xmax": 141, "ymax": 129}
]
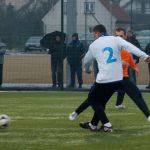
[{"xmin": 0, "ymin": 114, "xmax": 10, "ymax": 129}]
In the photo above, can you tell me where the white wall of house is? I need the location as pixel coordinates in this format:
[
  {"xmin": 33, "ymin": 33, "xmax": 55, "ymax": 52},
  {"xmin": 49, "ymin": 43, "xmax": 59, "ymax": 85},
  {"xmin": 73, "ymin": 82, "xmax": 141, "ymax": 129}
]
[
  {"xmin": 42, "ymin": 0, "xmax": 117, "ymax": 39},
  {"xmin": 42, "ymin": 0, "xmax": 67, "ymax": 35}
]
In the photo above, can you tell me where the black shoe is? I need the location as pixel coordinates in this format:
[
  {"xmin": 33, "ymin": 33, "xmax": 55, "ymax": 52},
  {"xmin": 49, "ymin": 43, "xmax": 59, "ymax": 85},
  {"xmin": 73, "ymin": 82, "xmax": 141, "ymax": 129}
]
[
  {"xmin": 146, "ymin": 85, "xmax": 150, "ymax": 89},
  {"xmin": 78, "ymin": 85, "xmax": 82, "ymax": 89},
  {"xmin": 98, "ymin": 125, "xmax": 113, "ymax": 132},
  {"xmin": 67, "ymin": 85, "xmax": 75, "ymax": 88},
  {"xmin": 79, "ymin": 122, "xmax": 97, "ymax": 131},
  {"xmin": 52, "ymin": 84, "xmax": 57, "ymax": 88}
]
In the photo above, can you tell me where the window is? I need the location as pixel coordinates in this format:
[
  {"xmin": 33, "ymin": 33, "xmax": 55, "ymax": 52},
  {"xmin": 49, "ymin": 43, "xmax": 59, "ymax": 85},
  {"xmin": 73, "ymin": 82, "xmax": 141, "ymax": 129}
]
[
  {"xmin": 145, "ymin": 0, "xmax": 150, "ymax": 14},
  {"xmin": 136, "ymin": 0, "xmax": 150, "ymax": 14},
  {"xmin": 84, "ymin": 2, "xmax": 95, "ymax": 14}
]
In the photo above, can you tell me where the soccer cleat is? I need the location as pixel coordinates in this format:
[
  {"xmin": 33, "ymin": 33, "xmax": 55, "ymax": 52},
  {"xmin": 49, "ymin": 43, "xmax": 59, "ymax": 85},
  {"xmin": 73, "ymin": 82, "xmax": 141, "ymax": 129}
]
[
  {"xmin": 115, "ymin": 104, "xmax": 125, "ymax": 109},
  {"xmin": 69, "ymin": 112, "xmax": 78, "ymax": 121},
  {"xmin": 98, "ymin": 125, "xmax": 113, "ymax": 132},
  {"xmin": 79, "ymin": 122, "xmax": 97, "ymax": 131}
]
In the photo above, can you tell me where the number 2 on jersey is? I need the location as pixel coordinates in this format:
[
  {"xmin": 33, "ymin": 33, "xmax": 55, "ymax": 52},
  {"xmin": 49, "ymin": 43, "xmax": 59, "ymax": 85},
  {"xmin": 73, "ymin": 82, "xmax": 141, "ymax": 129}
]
[{"xmin": 103, "ymin": 47, "xmax": 117, "ymax": 64}]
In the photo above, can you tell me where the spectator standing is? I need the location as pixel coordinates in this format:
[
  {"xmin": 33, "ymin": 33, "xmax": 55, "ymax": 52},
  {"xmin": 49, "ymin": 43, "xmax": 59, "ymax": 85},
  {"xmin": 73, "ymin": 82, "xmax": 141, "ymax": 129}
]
[
  {"xmin": 145, "ymin": 43, "xmax": 150, "ymax": 89},
  {"xmin": 0, "ymin": 41, "xmax": 6, "ymax": 87},
  {"xmin": 66, "ymin": 33, "xmax": 85, "ymax": 88},
  {"xmin": 127, "ymin": 31, "xmax": 141, "ymax": 84},
  {"xmin": 0, "ymin": 51, "xmax": 5, "ymax": 87},
  {"xmin": 49, "ymin": 35, "xmax": 66, "ymax": 88}
]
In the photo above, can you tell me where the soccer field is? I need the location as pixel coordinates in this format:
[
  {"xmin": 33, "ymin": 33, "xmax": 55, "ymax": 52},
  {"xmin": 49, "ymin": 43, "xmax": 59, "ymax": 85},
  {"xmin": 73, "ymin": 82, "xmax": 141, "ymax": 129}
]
[{"xmin": 0, "ymin": 91, "xmax": 150, "ymax": 150}]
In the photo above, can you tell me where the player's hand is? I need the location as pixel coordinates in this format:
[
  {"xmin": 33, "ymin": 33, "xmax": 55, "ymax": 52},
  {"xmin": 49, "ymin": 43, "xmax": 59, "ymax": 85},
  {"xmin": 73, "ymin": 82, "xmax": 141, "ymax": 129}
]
[
  {"xmin": 84, "ymin": 67, "xmax": 92, "ymax": 74},
  {"xmin": 122, "ymin": 61, "xmax": 129, "ymax": 67}
]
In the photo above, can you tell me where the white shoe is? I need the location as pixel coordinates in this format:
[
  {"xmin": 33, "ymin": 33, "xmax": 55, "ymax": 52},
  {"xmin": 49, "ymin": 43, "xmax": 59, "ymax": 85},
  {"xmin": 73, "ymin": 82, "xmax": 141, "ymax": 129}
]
[
  {"xmin": 147, "ymin": 116, "xmax": 150, "ymax": 122},
  {"xmin": 115, "ymin": 104, "xmax": 125, "ymax": 109},
  {"xmin": 69, "ymin": 112, "xmax": 78, "ymax": 121}
]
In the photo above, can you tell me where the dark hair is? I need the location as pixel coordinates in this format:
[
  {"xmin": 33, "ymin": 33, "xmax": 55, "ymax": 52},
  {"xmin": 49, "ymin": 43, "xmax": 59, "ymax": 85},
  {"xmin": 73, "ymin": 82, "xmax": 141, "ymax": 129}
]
[
  {"xmin": 128, "ymin": 30, "xmax": 134, "ymax": 34},
  {"xmin": 93, "ymin": 24, "xmax": 107, "ymax": 33},
  {"xmin": 72, "ymin": 33, "xmax": 78, "ymax": 38},
  {"xmin": 115, "ymin": 27, "xmax": 126, "ymax": 35}
]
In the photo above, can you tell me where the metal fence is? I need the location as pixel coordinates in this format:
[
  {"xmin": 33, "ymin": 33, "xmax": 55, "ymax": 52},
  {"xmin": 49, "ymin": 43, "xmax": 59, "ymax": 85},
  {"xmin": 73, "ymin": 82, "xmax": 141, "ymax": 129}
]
[{"xmin": 0, "ymin": 0, "xmax": 150, "ymax": 90}]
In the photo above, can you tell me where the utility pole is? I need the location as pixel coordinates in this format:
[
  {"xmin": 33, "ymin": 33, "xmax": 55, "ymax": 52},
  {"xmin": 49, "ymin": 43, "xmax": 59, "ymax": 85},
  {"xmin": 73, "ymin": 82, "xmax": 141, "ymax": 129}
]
[
  {"xmin": 130, "ymin": 0, "xmax": 133, "ymax": 30},
  {"xmin": 60, "ymin": 0, "xmax": 64, "ymax": 90},
  {"xmin": 66, "ymin": 0, "xmax": 77, "ymax": 86},
  {"xmin": 109, "ymin": 0, "xmax": 113, "ymax": 34},
  {"xmin": 67, "ymin": 0, "xmax": 77, "ymax": 41}
]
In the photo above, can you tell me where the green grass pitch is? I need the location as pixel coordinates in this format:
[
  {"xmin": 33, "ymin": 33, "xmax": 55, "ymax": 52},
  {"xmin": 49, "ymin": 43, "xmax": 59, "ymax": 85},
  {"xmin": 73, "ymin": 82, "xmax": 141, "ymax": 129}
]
[{"xmin": 0, "ymin": 91, "xmax": 150, "ymax": 150}]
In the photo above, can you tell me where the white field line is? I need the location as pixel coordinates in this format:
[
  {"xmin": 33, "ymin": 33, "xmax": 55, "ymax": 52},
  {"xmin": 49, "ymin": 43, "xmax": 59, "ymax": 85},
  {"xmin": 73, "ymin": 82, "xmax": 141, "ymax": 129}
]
[{"xmin": 9, "ymin": 112, "xmax": 135, "ymax": 121}]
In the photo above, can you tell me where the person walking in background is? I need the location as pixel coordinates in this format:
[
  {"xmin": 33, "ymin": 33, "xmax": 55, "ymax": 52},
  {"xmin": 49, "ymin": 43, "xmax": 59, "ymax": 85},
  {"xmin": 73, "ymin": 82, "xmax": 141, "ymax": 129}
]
[
  {"xmin": 66, "ymin": 33, "xmax": 85, "ymax": 88},
  {"xmin": 49, "ymin": 35, "xmax": 66, "ymax": 88},
  {"xmin": 127, "ymin": 31, "xmax": 141, "ymax": 84},
  {"xmin": 145, "ymin": 43, "xmax": 150, "ymax": 89}
]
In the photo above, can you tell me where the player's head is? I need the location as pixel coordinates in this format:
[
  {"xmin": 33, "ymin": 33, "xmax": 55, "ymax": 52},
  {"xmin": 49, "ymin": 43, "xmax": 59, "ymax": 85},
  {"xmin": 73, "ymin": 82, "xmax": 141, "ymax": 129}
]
[
  {"xmin": 55, "ymin": 35, "xmax": 61, "ymax": 42},
  {"xmin": 72, "ymin": 33, "xmax": 79, "ymax": 41},
  {"xmin": 115, "ymin": 27, "xmax": 126, "ymax": 40},
  {"xmin": 127, "ymin": 30, "xmax": 135, "ymax": 38},
  {"xmin": 93, "ymin": 24, "xmax": 107, "ymax": 39}
]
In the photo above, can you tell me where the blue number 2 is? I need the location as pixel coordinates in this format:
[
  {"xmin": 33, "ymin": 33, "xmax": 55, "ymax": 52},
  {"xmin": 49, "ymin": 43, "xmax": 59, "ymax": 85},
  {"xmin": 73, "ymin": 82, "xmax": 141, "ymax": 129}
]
[{"xmin": 103, "ymin": 47, "xmax": 117, "ymax": 64}]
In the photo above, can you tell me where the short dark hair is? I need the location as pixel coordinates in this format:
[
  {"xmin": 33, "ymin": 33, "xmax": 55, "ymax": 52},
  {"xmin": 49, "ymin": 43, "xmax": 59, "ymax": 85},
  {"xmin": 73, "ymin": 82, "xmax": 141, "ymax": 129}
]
[
  {"xmin": 128, "ymin": 30, "xmax": 134, "ymax": 34},
  {"xmin": 93, "ymin": 24, "xmax": 107, "ymax": 33},
  {"xmin": 115, "ymin": 27, "xmax": 126, "ymax": 35}
]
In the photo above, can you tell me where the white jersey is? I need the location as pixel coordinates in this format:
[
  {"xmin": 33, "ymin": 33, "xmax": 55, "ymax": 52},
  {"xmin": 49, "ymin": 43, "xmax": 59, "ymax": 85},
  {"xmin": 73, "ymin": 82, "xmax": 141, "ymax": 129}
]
[{"xmin": 84, "ymin": 36, "xmax": 148, "ymax": 83}]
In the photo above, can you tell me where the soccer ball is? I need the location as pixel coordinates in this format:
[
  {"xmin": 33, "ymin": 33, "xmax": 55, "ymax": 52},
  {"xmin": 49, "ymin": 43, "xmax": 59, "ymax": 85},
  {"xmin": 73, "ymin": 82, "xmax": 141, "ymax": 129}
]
[{"xmin": 0, "ymin": 114, "xmax": 10, "ymax": 129}]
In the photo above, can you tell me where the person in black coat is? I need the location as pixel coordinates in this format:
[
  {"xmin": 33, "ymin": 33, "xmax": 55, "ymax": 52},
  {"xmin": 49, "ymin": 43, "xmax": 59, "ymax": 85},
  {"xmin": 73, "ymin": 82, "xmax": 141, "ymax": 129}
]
[
  {"xmin": 127, "ymin": 31, "xmax": 141, "ymax": 84},
  {"xmin": 66, "ymin": 33, "xmax": 85, "ymax": 88},
  {"xmin": 145, "ymin": 43, "xmax": 150, "ymax": 88},
  {"xmin": 49, "ymin": 35, "xmax": 66, "ymax": 88},
  {"xmin": 0, "ymin": 49, "xmax": 5, "ymax": 87}
]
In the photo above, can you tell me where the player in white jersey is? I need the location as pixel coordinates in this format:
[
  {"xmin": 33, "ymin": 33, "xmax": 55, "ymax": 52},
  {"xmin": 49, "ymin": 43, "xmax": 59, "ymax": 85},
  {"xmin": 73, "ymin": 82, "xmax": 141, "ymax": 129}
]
[{"xmin": 76, "ymin": 24, "xmax": 150, "ymax": 132}]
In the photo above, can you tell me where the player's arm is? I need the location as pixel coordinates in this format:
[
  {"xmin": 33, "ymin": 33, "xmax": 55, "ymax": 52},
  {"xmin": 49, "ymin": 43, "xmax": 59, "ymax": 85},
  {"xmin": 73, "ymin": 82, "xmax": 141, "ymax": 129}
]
[
  {"xmin": 83, "ymin": 46, "xmax": 94, "ymax": 74},
  {"xmin": 117, "ymin": 37, "xmax": 149, "ymax": 62}
]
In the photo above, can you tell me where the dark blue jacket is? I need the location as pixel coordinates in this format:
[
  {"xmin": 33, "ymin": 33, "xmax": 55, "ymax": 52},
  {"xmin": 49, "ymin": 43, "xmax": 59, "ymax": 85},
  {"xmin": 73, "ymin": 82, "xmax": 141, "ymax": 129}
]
[{"xmin": 66, "ymin": 40, "xmax": 85, "ymax": 66}]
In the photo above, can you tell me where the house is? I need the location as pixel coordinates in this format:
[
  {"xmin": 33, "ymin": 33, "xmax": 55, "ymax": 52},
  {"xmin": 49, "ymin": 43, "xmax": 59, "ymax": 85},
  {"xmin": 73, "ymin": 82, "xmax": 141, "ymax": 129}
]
[
  {"xmin": 42, "ymin": 0, "xmax": 130, "ymax": 40},
  {"xmin": 120, "ymin": 0, "xmax": 150, "ymax": 30},
  {"xmin": 120, "ymin": 0, "xmax": 150, "ymax": 15}
]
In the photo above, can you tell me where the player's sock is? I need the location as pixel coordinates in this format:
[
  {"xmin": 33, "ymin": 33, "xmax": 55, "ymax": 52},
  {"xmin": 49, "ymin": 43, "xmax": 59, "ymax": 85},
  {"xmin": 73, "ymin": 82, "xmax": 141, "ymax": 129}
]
[
  {"xmin": 89, "ymin": 122, "xmax": 97, "ymax": 130},
  {"xmin": 69, "ymin": 111, "xmax": 78, "ymax": 121},
  {"xmin": 104, "ymin": 122, "xmax": 112, "ymax": 127},
  {"xmin": 79, "ymin": 122, "xmax": 97, "ymax": 131},
  {"xmin": 115, "ymin": 104, "xmax": 125, "ymax": 108}
]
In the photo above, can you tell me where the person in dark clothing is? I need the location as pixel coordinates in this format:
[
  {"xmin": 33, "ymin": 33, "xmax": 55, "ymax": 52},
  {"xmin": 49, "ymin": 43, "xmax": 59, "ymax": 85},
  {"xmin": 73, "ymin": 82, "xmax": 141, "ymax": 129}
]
[
  {"xmin": 127, "ymin": 31, "xmax": 141, "ymax": 84},
  {"xmin": 145, "ymin": 43, "xmax": 150, "ymax": 89},
  {"xmin": 0, "ymin": 48, "xmax": 5, "ymax": 87},
  {"xmin": 66, "ymin": 33, "xmax": 85, "ymax": 88},
  {"xmin": 49, "ymin": 35, "xmax": 66, "ymax": 88}
]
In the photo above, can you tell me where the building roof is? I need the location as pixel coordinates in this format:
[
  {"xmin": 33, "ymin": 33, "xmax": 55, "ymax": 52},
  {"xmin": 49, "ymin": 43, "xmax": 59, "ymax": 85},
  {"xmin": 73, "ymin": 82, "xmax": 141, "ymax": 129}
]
[{"xmin": 99, "ymin": 0, "xmax": 130, "ymax": 22}]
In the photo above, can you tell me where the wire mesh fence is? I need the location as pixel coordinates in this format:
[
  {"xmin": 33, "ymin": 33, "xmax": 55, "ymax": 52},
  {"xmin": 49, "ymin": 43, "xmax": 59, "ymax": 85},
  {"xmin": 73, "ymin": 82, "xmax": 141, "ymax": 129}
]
[{"xmin": 0, "ymin": 0, "xmax": 150, "ymax": 90}]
